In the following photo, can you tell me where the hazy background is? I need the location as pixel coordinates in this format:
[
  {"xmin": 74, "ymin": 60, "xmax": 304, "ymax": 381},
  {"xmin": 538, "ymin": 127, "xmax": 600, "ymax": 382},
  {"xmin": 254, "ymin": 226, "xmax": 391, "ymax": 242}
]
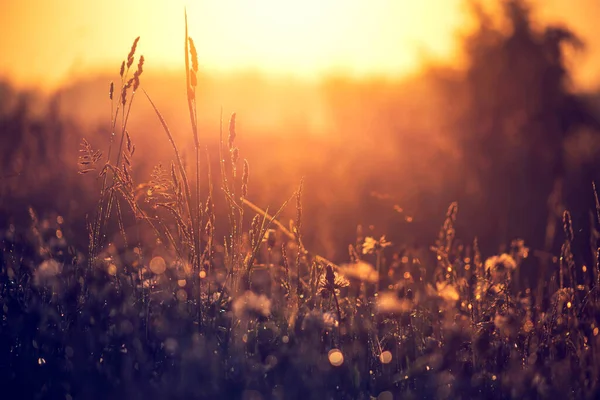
[
  {"xmin": 2, "ymin": 0, "xmax": 600, "ymax": 262},
  {"xmin": 2, "ymin": 0, "xmax": 600, "ymax": 90}
]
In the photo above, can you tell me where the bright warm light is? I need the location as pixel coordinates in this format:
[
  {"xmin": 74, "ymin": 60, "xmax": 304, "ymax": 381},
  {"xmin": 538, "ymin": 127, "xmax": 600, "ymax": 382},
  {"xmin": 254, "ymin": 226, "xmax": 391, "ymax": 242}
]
[
  {"xmin": 144, "ymin": 0, "xmax": 465, "ymax": 79},
  {"xmin": 0, "ymin": 0, "xmax": 466, "ymax": 89},
  {"xmin": 2, "ymin": 0, "xmax": 598, "ymax": 90}
]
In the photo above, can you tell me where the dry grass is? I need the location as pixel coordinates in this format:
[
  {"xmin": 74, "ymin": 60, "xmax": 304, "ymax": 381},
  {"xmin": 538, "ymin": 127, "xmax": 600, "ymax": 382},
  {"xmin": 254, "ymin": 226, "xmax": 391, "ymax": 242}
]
[{"xmin": 2, "ymin": 14, "xmax": 600, "ymax": 400}]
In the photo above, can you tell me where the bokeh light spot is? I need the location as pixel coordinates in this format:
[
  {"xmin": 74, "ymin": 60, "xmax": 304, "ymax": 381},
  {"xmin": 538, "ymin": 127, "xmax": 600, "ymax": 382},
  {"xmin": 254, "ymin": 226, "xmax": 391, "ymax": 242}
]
[
  {"xmin": 379, "ymin": 350, "xmax": 392, "ymax": 364},
  {"xmin": 328, "ymin": 349, "xmax": 344, "ymax": 366},
  {"xmin": 150, "ymin": 256, "xmax": 167, "ymax": 274}
]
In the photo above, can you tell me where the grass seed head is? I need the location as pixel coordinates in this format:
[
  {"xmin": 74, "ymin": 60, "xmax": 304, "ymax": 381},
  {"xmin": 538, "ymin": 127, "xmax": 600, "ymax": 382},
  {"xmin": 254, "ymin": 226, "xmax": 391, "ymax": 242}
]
[
  {"xmin": 231, "ymin": 147, "xmax": 239, "ymax": 164},
  {"xmin": 228, "ymin": 113, "xmax": 237, "ymax": 148},
  {"xmin": 296, "ymin": 179, "xmax": 303, "ymax": 234},
  {"xmin": 136, "ymin": 55, "xmax": 144, "ymax": 76},
  {"xmin": 121, "ymin": 86, "xmax": 128, "ymax": 106},
  {"xmin": 190, "ymin": 69, "xmax": 197, "ymax": 88},
  {"xmin": 127, "ymin": 36, "xmax": 140, "ymax": 68},
  {"xmin": 563, "ymin": 210, "xmax": 574, "ymax": 242},
  {"xmin": 188, "ymin": 37, "xmax": 198, "ymax": 73},
  {"xmin": 204, "ymin": 220, "xmax": 213, "ymax": 238},
  {"xmin": 133, "ymin": 74, "xmax": 140, "ymax": 92},
  {"xmin": 242, "ymin": 160, "xmax": 249, "ymax": 198}
]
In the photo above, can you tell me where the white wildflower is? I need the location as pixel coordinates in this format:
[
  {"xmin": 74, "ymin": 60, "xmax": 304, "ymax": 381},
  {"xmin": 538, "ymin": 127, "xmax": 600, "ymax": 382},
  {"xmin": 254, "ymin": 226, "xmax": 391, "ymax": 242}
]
[
  {"xmin": 376, "ymin": 292, "xmax": 413, "ymax": 315},
  {"xmin": 436, "ymin": 281, "xmax": 460, "ymax": 303},
  {"xmin": 485, "ymin": 253, "xmax": 517, "ymax": 273},
  {"xmin": 232, "ymin": 291, "xmax": 271, "ymax": 318},
  {"xmin": 34, "ymin": 259, "xmax": 62, "ymax": 286},
  {"xmin": 362, "ymin": 235, "xmax": 392, "ymax": 255},
  {"xmin": 339, "ymin": 261, "xmax": 379, "ymax": 283},
  {"xmin": 318, "ymin": 265, "xmax": 350, "ymax": 298},
  {"xmin": 301, "ymin": 310, "xmax": 338, "ymax": 331}
]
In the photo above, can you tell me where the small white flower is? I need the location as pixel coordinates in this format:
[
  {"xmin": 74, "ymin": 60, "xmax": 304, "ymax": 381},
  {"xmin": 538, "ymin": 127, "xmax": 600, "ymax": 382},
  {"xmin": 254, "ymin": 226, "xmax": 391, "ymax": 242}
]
[
  {"xmin": 485, "ymin": 254, "xmax": 517, "ymax": 273},
  {"xmin": 232, "ymin": 291, "xmax": 271, "ymax": 318},
  {"xmin": 339, "ymin": 261, "xmax": 379, "ymax": 283},
  {"xmin": 362, "ymin": 235, "xmax": 392, "ymax": 255},
  {"xmin": 376, "ymin": 292, "xmax": 413, "ymax": 315},
  {"xmin": 302, "ymin": 310, "xmax": 339, "ymax": 331},
  {"xmin": 436, "ymin": 281, "xmax": 459, "ymax": 303},
  {"xmin": 34, "ymin": 259, "xmax": 62, "ymax": 286}
]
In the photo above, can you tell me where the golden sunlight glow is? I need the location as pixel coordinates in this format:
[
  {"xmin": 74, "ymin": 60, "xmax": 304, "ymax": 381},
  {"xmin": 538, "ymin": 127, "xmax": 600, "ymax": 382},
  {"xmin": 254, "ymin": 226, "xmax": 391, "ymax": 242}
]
[
  {"xmin": 0, "ymin": 0, "xmax": 466, "ymax": 89},
  {"xmin": 0, "ymin": 0, "xmax": 599, "ymax": 89}
]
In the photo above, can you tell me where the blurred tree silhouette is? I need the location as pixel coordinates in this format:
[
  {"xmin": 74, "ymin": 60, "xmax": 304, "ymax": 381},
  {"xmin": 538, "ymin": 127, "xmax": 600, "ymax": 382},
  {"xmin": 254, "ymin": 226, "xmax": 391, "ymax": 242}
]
[
  {"xmin": 0, "ymin": 82, "xmax": 93, "ymax": 236},
  {"xmin": 455, "ymin": 0, "xmax": 600, "ymax": 253}
]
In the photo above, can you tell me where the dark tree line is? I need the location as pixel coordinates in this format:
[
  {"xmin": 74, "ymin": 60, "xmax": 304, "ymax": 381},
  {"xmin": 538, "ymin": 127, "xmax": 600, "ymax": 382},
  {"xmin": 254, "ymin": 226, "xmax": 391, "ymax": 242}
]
[{"xmin": 451, "ymin": 0, "xmax": 600, "ymax": 254}]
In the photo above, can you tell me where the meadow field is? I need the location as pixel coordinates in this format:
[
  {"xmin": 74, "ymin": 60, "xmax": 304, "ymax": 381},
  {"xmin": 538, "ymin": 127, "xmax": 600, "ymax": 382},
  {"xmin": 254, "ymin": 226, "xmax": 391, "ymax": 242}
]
[{"xmin": 3, "ymin": 1, "xmax": 600, "ymax": 399}]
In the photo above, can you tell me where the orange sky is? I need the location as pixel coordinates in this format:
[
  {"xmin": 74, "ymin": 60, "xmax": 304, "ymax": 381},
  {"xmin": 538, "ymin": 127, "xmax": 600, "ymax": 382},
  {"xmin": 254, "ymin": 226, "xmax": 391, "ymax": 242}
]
[{"xmin": 1, "ymin": 0, "xmax": 600, "ymax": 90}]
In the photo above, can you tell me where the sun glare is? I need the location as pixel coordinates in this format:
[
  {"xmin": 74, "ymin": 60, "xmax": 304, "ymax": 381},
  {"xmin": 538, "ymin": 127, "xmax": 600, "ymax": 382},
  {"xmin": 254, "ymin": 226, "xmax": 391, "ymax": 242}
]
[
  {"xmin": 155, "ymin": 0, "xmax": 466, "ymax": 78},
  {"xmin": 1, "ymin": 0, "xmax": 598, "ymax": 90},
  {"xmin": 0, "ymin": 0, "xmax": 467, "ymax": 89}
]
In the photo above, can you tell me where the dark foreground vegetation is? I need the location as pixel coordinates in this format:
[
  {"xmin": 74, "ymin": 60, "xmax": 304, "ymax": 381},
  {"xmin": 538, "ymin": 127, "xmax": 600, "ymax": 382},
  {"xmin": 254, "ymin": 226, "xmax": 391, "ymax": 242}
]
[{"xmin": 3, "ymin": 1, "xmax": 600, "ymax": 399}]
